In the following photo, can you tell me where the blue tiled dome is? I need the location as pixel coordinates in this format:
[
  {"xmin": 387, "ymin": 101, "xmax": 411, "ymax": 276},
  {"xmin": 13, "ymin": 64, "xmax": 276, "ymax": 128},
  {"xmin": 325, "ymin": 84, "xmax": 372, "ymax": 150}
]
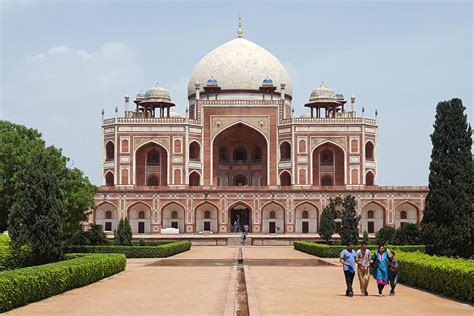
[
  {"xmin": 263, "ymin": 77, "xmax": 273, "ymax": 85},
  {"xmin": 335, "ymin": 91, "xmax": 344, "ymax": 98},
  {"xmin": 207, "ymin": 76, "xmax": 218, "ymax": 84}
]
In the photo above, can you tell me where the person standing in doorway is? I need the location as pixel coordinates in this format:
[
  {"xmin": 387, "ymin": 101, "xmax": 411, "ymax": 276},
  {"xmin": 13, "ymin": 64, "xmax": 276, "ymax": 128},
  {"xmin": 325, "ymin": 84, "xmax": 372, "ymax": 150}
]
[
  {"xmin": 373, "ymin": 245, "xmax": 389, "ymax": 296},
  {"xmin": 356, "ymin": 241, "xmax": 372, "ymax": 296},
  {"xmin": 339, "ymin": 242, "xmax": 356, "ymax": 297}
]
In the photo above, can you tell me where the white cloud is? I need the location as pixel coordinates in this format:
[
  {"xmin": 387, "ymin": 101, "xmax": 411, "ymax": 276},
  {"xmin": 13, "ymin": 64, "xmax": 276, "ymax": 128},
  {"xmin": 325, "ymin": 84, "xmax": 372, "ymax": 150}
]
[{"xmin": 48, "ymin": 44, "xmax": 70, "ymax": 55}]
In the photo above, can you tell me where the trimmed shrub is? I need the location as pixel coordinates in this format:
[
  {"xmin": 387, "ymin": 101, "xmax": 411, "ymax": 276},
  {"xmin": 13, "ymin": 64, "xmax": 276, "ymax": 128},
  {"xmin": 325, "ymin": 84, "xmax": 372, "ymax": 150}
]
[
  {"xmin": 396, "ymin": 252, "xmax": 474, "ymax": 303},
  {"xmin": 394, "ymin": 223, "xmax": 421, "ymax": 245},
  {"xmin": 0, "ymin": 253, "xmax": 126, "ymax": 312},
  {"xmin": 0, "ymin": 235, "xmax": 10, "ymax": 247},
  {"xmin": 375, "ymin": 227, "xmax": 396, "ymax": 245},
  {"xmin": 293, "ymin": 241, "xmax": 424, "ymax": 258},
  {"xmin": 64, "ymin": 240, "xmax": 191, "ymax": 258}
]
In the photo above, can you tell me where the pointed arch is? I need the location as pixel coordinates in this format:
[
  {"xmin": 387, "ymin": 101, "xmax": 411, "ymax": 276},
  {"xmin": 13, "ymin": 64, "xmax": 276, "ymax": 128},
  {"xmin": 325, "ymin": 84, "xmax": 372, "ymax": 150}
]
[
  {"xmin": 310, "ymin": 140, "xmax": 347, "ymax": 186},
  {"xmin": 365, "ymin": 140, "xmax": 375, "ymax": 160},
  {"xmin": 211, "ymin": 121, "xmax": 269, "ymax": 186},
  {"xmin": 279, "ymin": 140, "xmax": 291, "ymax": 161},
  {"xmin": 189, "ymin": 140, "xmax": 201, "ymax": 161},
  {"xmin": 394, "ymin": 201, "xmax": 421, "ymax": 225},
  {"xmin": 105, "ymin": 171, "xmax": 114, "ymax": 186},
  {"xmin": 189, "ymin": 170, "xmax": 201, "ymax": 186},
  {"xmin": 105, "ymin": 141, "xmax": 114, "ymax": 161},
  {"xmin": 279, "ymin": 170, "xmax": 292, "ymax": 186},
  {"xmin": 365, "ymin": 170, "xmax": 375, "ymax": 186},
  {"xmin": 261, "ymin": 201, "xmax": 285, "ymax": 233},
  {"xmin": 134, "ymin": 140, "xmax": 169, "ymax": 187}
]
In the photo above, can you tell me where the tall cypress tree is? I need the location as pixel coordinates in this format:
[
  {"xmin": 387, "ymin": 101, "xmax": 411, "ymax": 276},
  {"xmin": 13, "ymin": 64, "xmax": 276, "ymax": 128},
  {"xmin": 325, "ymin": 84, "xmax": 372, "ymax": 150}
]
[
  {"xmin": 8, "ymin": 150, "xmax": 63, "ymax": 266},
  {"xmin": 340, "ymin": 195, "xmax": 359, "ymax": 245},
  {"xmin": 319, "ymin": 204, "xmax": 336, "ymax": 243},
  {"xmin": 421, "ymin": 98, "xmax": 473, "ymax": 258}
]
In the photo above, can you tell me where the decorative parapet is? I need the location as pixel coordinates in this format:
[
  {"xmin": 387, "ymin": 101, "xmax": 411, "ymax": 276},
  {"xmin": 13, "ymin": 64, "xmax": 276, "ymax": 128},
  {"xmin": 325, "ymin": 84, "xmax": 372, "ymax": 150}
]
[
  {"xmin": 103, "ymin": 117, "xmax": 200, "ymax": 125},
  {"xmin": 280, "ymin": 117, "xmax": 377, "ymax": 125}
]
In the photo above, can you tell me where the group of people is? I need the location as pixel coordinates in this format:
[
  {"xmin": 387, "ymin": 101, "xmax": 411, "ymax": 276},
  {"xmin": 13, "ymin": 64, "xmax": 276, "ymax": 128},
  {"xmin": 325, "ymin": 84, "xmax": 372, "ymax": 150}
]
[{"xmin": 340, "ymin": 242, "xmax": 399, "ymax": 297}]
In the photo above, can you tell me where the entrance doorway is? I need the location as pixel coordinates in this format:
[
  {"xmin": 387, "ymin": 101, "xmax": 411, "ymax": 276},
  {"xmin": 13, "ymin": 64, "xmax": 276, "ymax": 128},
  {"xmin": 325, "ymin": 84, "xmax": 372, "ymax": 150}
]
[
  {"xmin": 269, "ymin": 222, "xmax": 276, "ymax": 233},
  {"xmin": 138, "ymin": 222, "xmax": 145, "ymax": 234},
  {"xmin": 302, "ymin": 221, "xmax": 309, "ymax": 233},
  {"xmin": 230, "ymin": 204, "xmax": 251, "ymax": 233}
]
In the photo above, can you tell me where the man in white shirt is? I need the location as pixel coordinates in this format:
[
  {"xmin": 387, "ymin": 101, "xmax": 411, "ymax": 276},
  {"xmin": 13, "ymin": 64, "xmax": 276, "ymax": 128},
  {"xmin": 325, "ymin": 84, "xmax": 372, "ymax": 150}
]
[{"xmin": 356, "ymin": 241, "xmax": 372, "ymax": 296}]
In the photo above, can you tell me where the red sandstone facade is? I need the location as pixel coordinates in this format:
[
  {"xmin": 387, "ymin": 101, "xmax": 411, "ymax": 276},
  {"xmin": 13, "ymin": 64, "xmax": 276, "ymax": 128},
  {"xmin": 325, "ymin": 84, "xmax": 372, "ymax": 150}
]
[{"xmin": 93, "ymin": 34, "xmax": 427, "ymax": 236}]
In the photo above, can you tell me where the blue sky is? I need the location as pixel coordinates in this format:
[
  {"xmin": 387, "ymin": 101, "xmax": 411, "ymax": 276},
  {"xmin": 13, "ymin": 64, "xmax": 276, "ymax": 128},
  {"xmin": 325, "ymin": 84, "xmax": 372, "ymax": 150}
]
[{"xmin": 1, "ymin": 0, "xmax": 472, "ymax": 185}]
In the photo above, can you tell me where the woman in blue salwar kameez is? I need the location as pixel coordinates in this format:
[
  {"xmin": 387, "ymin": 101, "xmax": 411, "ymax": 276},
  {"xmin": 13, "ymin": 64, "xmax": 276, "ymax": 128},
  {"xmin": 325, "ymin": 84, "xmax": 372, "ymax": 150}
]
[{"xmin": 373, "ymin": 245, "xmax": 389, "ymax": 296}]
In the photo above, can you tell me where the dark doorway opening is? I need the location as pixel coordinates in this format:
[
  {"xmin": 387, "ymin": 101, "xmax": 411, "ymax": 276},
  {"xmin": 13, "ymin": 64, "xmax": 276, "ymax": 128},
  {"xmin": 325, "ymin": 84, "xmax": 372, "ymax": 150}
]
[
  {"xmin": 368, "ymin": 221, "xmax": 375, "ymax": 234},
  {"xmin": 269, "ymin": 222, "xmax": 276, "ymax": 233},
  {"xmin": 302, "ymin": 221, "xmax": 309, "ymax": 233},
  {"xmin": 171, "ymin": 221, "xmax": 178, "ymax": 229},
  {"xmin": 204, "ymin": 221, "xmax": 211, "ymax": 231},
  {"xmin": 230, "ymin": 206, "xmax": 250, "ymax": 233},
  {"xmin": 138, "ymin": 222, "xmax": 145, "ymax": 234}
]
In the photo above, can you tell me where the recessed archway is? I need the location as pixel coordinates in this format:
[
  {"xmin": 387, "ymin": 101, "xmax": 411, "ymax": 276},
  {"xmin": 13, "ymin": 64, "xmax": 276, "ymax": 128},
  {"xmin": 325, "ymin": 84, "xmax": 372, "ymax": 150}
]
[
  {"xmin": 312, "ymin": 141, "xmax": 345, "ymax": 186},
  {"xmin": 212, "ymin": 123, "xmax": 268, "ymax": 186},
  {"xmin": 161, "ymin": 202, "xmax": 185, "ymax": 233},
  {"xmin": 128, "ymin": 202, "xmax": 152, "ymax": 234},
  {"xmin": 261, "ymin": 201, "xmax": 285, "ymax": 233},
  {"xmin": 228, "ymin": 202, "xmax": 252, "ymax": 233},
  {"xmin": 135, "ymin": 142, "xmax": 168, "ymax": 186},
  {"xmin": 295, "ymin": 202, "xmax": 318, "ymax": 233}
]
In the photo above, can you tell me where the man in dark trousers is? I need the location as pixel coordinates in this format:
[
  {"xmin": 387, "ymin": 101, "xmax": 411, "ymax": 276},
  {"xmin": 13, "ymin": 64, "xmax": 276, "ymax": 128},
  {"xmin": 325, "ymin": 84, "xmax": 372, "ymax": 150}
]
[{"xmin": 339, "ymin": 242, "xmax": 356, "ymax": 297}]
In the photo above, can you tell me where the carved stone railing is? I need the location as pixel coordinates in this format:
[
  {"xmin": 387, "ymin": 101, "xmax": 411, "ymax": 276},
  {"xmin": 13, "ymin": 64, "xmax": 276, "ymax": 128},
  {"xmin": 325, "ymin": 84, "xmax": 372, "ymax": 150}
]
[{"xmin": 280, "ymin": 117, "xmax": 377, "ymax": 125}]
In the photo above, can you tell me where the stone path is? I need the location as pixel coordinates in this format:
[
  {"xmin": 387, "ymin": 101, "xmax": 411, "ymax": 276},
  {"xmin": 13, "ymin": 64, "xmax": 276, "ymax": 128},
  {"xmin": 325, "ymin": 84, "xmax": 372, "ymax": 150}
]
[{"xmin": 7, "ymin": 246, "xmax": 473, "ymax": 315}]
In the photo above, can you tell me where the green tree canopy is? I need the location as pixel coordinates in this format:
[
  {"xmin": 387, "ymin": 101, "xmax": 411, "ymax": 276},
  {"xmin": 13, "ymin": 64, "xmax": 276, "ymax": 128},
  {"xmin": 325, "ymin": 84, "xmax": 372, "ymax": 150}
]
[
  {"xmin": 421, "ymin": 98, "xmax": 473, "ymax": 258},
  {"xmin": 0, "ymin": 121, "xmax": 45, "ymax": 232},
  {"xmin": 0, "ymin": 121, "xmax": 96, "ymax": 245}
]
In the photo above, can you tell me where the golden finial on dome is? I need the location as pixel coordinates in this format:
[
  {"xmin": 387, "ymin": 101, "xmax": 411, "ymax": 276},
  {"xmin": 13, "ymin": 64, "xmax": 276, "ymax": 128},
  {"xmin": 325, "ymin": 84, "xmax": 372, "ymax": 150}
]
[{"xmin": 237, "ymin": 15, "xmax": 243, "ymax": 38}]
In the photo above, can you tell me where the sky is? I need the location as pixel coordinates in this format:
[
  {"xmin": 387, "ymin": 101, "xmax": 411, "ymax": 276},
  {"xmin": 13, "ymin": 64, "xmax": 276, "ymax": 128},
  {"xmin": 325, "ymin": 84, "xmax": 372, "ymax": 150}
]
[{"xmin": 1, "ymin": 0, "xmax": 472, "ymax": 186}]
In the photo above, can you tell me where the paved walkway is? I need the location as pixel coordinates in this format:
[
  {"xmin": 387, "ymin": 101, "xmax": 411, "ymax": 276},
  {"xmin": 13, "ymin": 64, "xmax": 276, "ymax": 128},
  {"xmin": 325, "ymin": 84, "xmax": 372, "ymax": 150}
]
[{"xmin": 7, "ymin": 246, "xmax": 473, "ymax": 315}]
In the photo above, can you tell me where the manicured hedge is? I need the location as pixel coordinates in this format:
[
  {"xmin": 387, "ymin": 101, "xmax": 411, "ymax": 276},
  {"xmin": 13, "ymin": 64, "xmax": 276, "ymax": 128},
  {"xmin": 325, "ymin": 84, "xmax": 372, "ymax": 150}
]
[
  {"xmin": 397, "ymin": 252, "xmax": 474, "ymax": 303},
  {"xmin": 293, "ymin": 241, "xmax": 425, "ymax": 258},
  {"xmin": 64, "ymin": 240, "xmax": 191, "ymax": 258},
  {"xmin": 0, "ymin": 253, "xmax": 126, "ymax": 312}
]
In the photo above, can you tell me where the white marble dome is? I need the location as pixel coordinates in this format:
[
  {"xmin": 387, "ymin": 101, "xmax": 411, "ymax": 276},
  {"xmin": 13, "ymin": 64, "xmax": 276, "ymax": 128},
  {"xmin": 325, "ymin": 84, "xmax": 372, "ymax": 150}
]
[
  {"xmin": 309, "ymin": 83, "xmax": 336, "ymax": 102},
  {"xmin": 144, "ymin": 84, "xmax": 171, "ymax": 101},
  {"xmin": 188, "ymin": 38, "xmax": 292, "ymax": 98}
]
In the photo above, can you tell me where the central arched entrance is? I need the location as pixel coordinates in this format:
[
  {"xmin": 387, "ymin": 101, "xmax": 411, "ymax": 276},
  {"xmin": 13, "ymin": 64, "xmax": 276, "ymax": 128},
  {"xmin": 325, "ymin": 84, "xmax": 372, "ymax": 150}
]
[
  {"xmin": 213, "ymin": 123, "xmax": 268, "ymax": 186},
  {"xmin": 229, "ymin": 203, "xmax": 252, "ymax": 233}
]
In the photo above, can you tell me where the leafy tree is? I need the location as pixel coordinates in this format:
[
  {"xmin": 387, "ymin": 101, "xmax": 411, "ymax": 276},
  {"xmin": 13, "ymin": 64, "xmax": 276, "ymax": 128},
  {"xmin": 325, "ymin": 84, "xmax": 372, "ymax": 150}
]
[
  {"xmin": 84, "ymin": 224, "xmax": 108, "ymax": 246},
  {"xmin": 375, "ymin": 227, "xmax": 396, "ymax": 245},
  {"xmin": 394, "ymin": 223, "xmax": 421, "ymax": 245},
  {"xmin": 0, "ymin": 121, "xmax": 96, "ymax": 244},
  {"xmin": 8, "ymin": 150, "xmax": 63, "ymax": 266},
  {"xmin": 340, "ymin": 195, "xmax": 359, "ymax": 245},
  {"xmin": 0, "ymin": 121, "xmax": 45, "ymax": 232},
  {"xmin": 421, "ymin": 98, "xmax": 473, "ymax": 258},
  {"xmin": 319, "ymin": 200, "xmax": 337, "ymax": 243},
  {"xmin": 363, "ymin": 230, "xmax": 370, "ymax": 244},
  {"xmin": 61, "ymin": 168, "xmax": 96, "ymax": 246},
  {"xmin": 114, "ymin": 218, "xmax": 132, "ymax": 246}
]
